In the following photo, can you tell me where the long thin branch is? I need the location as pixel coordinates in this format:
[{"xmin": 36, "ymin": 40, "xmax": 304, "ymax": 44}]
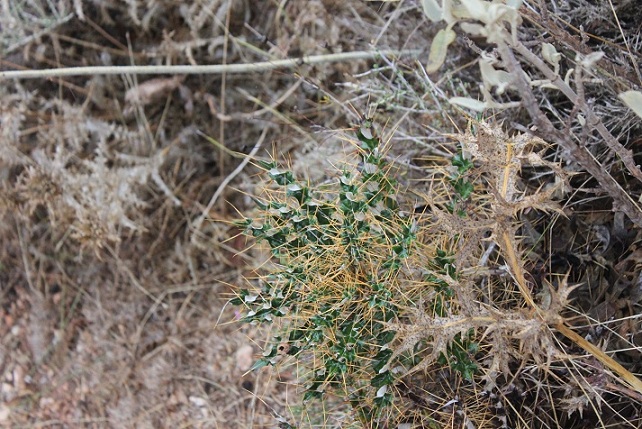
[
  {"xmin": 498, "ymin": 41, "xmax": 642, "ymax": 227},
  {"xmin": 0, "ymin": 49, "xmax": 419, "ymax": 80},
  {"xmin": 556, "ymin": 322, "xmax": 642, "ymax": 395},
  {"xmin": 513, "ymin": 42, "xmax": 642, "ymax": 184}
]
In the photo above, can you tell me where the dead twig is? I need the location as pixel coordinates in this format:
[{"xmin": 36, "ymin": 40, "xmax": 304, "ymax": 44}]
[
  {"xmin": 512, "ymin": 41, "xmax": 642, "ymax": 185},
  {"xmin": 498, "ymin": 41, "xmax": 642, "ymax": 227},
  {"xmin": 0, "ymin": 49, "xmax": 421, "ymax": 80}
]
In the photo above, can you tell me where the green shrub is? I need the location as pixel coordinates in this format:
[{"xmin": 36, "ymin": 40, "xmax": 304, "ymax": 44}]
[{"xmin": 232, "ymin": 120, "xmax": 484, "ymax": 426}]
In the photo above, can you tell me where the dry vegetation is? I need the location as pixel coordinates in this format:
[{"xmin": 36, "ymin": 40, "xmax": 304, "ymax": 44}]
[{"xmin": 0, "ymin": 0, "xmax": 641, "ymax": 428}]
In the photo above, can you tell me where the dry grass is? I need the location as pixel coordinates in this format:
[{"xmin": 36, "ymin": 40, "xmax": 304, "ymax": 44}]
[{"xmin": 0, "ymin": 0, "xmax": 641, "ymax": 428}]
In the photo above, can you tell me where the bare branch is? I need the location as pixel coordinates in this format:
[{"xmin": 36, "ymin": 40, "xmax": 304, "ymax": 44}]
[
  {"xmin": 512, "ymin": 42, "xmax": 642, "ymax": 184},
  {"xmin": 498, "ymin": 41, "xmax": 642, "ymax": 227},
  {"xmin": 0, "ymin": 49, "xmax": 420, "ymax": 80}
]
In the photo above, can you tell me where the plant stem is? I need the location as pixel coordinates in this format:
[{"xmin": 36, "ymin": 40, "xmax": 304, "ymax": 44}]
[{"xmin": 0, "ymin": 49, "xmax": 420, "ymax": 80}]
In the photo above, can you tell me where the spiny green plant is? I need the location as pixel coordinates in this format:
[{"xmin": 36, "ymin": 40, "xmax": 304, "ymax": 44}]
[
  {"xmin": 231, "ymin": 120, "xmax": 497, "ymax": 426},
  {"xmin": 233, "ymin": 115, "xmax": 635, "ymax": 428},
  {"xmin": 233, "ymin": 120, "xmax": 415, "ymax": 422}
]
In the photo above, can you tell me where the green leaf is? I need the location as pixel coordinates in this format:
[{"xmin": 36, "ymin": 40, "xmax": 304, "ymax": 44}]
[
  {"xmin": 371, "ymin": 370, "xmax": 394, "ymax": 388},
  {"xmin": 377, "ymin": 330, "xmax": 396, "ymax": 346},
  {"xmin": 250, "ymin": 358, "xmax": 271, "ymax": 371},
  {"xmin": 303, "ymin": 389, "xmax": 324, "ymax": 402},
  {"xmin": 454, "ymin": 179, "xmax": 474, "ymax": 199},
  {"xmin": 287, "ymin": 183, "xmax": 309, "ymax": 204},
  {"xmin": 452, "ymin": 152, "xmax": 473, "ymax": 174},
  {"xmin": 287, "ymin": 345, "xmax": 301, "ymax": 356},
  {"xmin": 288, "ymin": 327, "xmax": 306, "ymax": 341},
  {"xmin": 257, "ymin": 160, "xmax": 277, "ymax": 170},
  {"xmin": 373, "ymin": 392, "xmax": 393, "ymax": 408},
  {"xmin": 357, "ymin": 119, "xmax": 380, "ymax": 150},
  {"xmin": 229, "ymin": 296, "xmax": 243, "ymax": 305},
  {"xmin": 268, "ymin": 168, "xmax": 296, "ymax": 186},
  {"xmin": 372, "ymin": 348, "xmax": 393, "ymax": 373},
  {"xmin": 234, "ymin": 218, "xmax": 253, "ymax": 229},
  {"xmin": 230, "ymin": 289, "xmax": 249, "ymax": 306}
]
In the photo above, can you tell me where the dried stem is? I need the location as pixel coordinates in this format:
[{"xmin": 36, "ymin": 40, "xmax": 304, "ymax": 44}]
[
  {"xmin": 512, "ymin": 41, "xmax": 642, "ymax": 184},
  {"xmin": 498, "ymin": 41, "xmax": 642, "ymax": 227},
  {"xmin": 0, "ymin": 49, "xmax": 420, "ymax": 80}
]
